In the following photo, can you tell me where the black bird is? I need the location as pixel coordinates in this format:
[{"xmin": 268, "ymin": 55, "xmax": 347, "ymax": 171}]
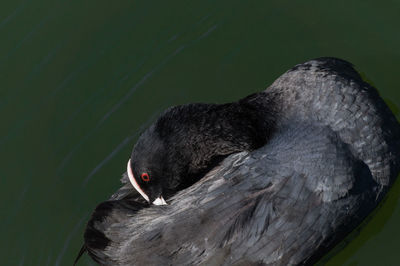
[{"xmin": 76, "ymin": 58, "xmax": 400, "ymax": 266}]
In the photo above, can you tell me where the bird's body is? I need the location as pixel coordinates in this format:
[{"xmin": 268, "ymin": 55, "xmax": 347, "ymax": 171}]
[{"xmin": 78, "ymin": 58, "xmax": 400, "ymax": 265}]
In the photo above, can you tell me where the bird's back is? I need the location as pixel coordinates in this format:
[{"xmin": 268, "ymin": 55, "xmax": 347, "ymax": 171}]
[{"xmin": 269, "ymin": 57, "xmax": 400, "ymax": 187}]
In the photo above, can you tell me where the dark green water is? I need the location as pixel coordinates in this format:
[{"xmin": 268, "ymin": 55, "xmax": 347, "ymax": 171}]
[{"xmin": 1, "ymin": 0, "xmax": 399, "ymax": 265}]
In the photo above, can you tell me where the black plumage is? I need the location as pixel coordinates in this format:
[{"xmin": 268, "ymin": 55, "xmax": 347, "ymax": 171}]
[
  {"xmin": 129, "ymin": 92, "xmax": 276, "ymax": 202},
  {"xmin": 76, "ymin": 58, "xmax": 400, "ymax": 266}
]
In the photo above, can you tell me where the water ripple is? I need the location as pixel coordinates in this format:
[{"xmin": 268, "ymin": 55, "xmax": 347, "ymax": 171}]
[
  {"xmin": 82, "ymin": 111, "xmax": 159, "ymax": 186},
  {"xmin": 0, "ymin": 0, "xmax": 30, "ymax": 30},
  {"xmin": 54, "ymin": 215, "xmax": 87, "ymax": 266}
]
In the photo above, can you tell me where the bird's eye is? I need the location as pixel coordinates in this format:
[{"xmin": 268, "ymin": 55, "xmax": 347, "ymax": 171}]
[{"xmin": 141, "ymin": 173, "xmax": 150, "ymax": 182}]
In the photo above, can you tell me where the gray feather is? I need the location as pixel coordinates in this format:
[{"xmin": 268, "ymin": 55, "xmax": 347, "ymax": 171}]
[{"xmin": 83, "ymin": 58, "xmax": 400, "ymax": 266}]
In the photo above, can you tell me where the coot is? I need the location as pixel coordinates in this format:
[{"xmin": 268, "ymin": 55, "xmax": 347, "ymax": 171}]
[{"xmin": 76, "ymin": 58, "xmax": 400, "ymax": 266}]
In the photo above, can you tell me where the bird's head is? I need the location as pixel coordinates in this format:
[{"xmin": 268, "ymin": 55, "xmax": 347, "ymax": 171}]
[
  {"xmin": 127, "ymin": 124, "xmax": 171, "ymax": 205},
  {"xmin": 127, "ymin": 158, "xmax": 167, "ymax": 205}
]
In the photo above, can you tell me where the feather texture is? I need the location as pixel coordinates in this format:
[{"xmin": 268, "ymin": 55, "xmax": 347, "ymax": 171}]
[{"xmin": 79, "ymin": 58, "xmax": 400, "ymax": 266}]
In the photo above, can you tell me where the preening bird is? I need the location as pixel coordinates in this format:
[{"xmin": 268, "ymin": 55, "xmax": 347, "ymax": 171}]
[{"xmin": 75, "ymin": 58, "xmax": 400, "ymax": 266}]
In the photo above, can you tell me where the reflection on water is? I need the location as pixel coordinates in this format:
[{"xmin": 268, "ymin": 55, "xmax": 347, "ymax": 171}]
[
  {"xmin": 1, "ymin": 0, "xmax": 399, "ymax": 265},
  {"xmin": 320, "ymin": 176, "xmax": 400, "ymax": 265}
]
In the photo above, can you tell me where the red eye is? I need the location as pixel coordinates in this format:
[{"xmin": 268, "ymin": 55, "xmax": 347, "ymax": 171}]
[{"xmin": 141, "ymin": 173, "xmax": 150, "ymax": 182}]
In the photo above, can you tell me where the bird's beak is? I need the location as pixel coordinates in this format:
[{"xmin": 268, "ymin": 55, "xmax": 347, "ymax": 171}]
[
  {"xmin": 127, "ymin": 159, "xmax": 150, "ymax": 203},
  {"xmin": 152, "ymin": 196, "xmax": 167, "ymax": 205}
]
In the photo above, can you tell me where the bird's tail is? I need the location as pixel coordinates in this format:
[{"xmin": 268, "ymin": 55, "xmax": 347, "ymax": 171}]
[
  {"xmin": 81, "ymin": 198, "xmax": 148, "ymax": 264},
  {"xmin": 73, "ymin": 245, "xmax": 86, "ymax": 265}
]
